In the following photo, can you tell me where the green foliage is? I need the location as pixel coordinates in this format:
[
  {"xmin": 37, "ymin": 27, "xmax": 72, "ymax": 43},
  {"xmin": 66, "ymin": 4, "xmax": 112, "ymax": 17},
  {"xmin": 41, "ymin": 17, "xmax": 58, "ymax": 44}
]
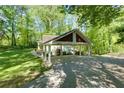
[
  {"xmin": 0, "ymin": 48, "xmax": 48, "ymax": 87},
  {"xmin": 111, "ymin": 8, "xmax": 124, "ymax": 44},
  {"xmin": 0, "ymin": 5, "xmax": 71, "ymax": 48},
  {"xmin": 68, "ymin": 5, "xmax": 124, "ymax": 54},
  {"xmin": 30, "ymin": 6, "xmax": 71, "ymax": 35},
  {"xmin": 0, "ymin": 5, "xmax": 124, "ymax": 54},
  {"xmin": 69, "ymin": 5, "xmax": 121, "ymax": 27}
]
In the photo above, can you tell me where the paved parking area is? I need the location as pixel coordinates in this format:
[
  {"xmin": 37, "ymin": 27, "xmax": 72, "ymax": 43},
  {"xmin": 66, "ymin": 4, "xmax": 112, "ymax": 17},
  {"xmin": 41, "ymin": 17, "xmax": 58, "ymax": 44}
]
[{"xmin": 24, "ymin": 55, "xmax": 124, "ymax": 88}]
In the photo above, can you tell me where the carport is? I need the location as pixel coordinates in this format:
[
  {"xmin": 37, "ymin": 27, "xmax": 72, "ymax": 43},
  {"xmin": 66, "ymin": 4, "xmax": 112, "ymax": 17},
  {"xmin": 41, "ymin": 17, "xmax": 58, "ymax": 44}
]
[{"xmin": 37, "ymin": 29, "xmax": 91, "ymax": 66}]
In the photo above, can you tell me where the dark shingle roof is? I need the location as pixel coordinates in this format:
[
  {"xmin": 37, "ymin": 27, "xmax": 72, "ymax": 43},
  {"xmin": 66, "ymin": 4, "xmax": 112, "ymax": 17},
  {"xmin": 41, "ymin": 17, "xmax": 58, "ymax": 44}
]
[{"xmin": 42, "ymin": 35, "xmax": 58, "ymax": 43}]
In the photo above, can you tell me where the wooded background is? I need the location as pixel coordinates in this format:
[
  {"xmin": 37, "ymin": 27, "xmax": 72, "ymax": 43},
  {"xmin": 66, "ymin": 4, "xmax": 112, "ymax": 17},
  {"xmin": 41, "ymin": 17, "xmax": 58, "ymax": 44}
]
[{"xmin": 0, "ymin": 5, "xmax": 124, "ymax": 54}]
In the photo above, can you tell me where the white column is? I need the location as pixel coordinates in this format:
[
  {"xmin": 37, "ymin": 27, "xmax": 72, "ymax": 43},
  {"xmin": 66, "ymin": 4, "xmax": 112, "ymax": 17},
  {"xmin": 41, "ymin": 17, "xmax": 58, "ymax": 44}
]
[
  {"xmin": 73, "ymin": 31, "xmax": 76, "ymax": 55},
  {"xmin": 37, "ymin": 42, "xmax": 40, "ymax": 50},
  {"xmin": 79, "ymin": 45, "xmax": 82, "ymax": 56},
  {"xmin": 60, "ymin": 45, "xmax": 63, "ymax": 56},
  {"xmin": 88, "ymin": 46, "xmax": 91, "ymax": 56},
  {"xmin": 41, "ymin": 45, "xmax": 44, "ymax": 58},
  {"xmin": 48, "ymin": 45, "xmax": 51, "ymax": 63},
  {"xmin": 73, "ymin": 32, "xmax": 76, "ymax": 43},
  {"xmin": 73, "ymin": 45, "xmax": 75, "ymax": 55},
  {"xmin": 44, "ymin": 45, "xmax": 47, "ymax": 61}
]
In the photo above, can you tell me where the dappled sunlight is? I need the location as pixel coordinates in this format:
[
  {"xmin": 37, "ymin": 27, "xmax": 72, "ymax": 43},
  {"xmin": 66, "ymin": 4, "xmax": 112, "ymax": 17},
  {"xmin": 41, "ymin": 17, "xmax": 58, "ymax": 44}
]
[
  {"xmin": 0, "ymin": 49, "xmax": 44, "ymax": 87},
  {"xmin": 1, "ymin": 49, "xmax": 124, "ymax": 88},
  {"xmin": 103, "ymin": 63, "xmax": 124, "ymax": 82},
  {"xmin": 0, "ymin": 49, "xmax": 39, "ymax": 71},
  {"xmin": 24, "ymin": 69, "xmax": 66, "ymax": 88},
  {"xmin": 0, "ymin": 65, "xmax": 21, "ymax": 75},
  {"xmin": 0, "ymin": 75, "xmax": 36, "ymax": 88},
  {"xmin": 24, "ymin": 55, "xmax": 124, "ymax": 88},
  {"xmin": 10, "ymin": 54, "xmax": 19, "ymax": 58}
]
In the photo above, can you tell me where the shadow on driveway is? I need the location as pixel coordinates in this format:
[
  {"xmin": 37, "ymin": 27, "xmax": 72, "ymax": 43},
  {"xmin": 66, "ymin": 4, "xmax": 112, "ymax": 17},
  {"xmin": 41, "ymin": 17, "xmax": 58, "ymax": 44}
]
[{"xmin": 24, "ymin": 55, "xmax": 124, "ymax": 88}]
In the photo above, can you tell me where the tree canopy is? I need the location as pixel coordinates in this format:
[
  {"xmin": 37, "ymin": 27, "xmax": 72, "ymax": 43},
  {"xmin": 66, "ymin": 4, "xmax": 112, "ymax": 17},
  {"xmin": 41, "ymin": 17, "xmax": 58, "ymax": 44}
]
[
  {"xmin": 66, "ymin": 5, "xmax": 123, "ymax": 54},
  {"xmin": 0, "ymin": 5, "xmax": 124, "ymax": 54}
]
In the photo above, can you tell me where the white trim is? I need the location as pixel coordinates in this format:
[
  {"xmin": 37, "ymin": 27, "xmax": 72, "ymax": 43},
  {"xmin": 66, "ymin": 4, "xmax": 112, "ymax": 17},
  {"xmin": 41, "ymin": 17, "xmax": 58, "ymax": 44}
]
[{"xmin": 45, "ymin": 41, "xmax": 89, "ymax": 45}]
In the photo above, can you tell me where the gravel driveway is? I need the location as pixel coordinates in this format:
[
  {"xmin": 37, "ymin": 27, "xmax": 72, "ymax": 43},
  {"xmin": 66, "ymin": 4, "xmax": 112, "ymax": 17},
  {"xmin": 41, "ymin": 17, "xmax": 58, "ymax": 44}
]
[{"xmin": 24, "ymin": 55, "xmax": 124, "ymax": 88}]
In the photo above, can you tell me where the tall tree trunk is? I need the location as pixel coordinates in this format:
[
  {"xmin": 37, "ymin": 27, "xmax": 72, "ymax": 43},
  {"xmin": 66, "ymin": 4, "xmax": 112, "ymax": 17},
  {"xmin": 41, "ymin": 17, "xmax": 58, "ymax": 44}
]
[
  {"xmin": 11, "ymin": 19, "xmax": 16, "ymax": 47},
  {"xmin": 26, "ymin": 14, "xmax": 29, "ymax": 47}
]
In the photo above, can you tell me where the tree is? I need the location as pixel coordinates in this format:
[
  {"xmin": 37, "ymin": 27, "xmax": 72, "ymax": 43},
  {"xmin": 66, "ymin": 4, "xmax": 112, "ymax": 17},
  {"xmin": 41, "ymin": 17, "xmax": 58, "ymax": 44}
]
[
  {"xmin": 17, "ymin": 6, "xmax": 35, "ymax": 47},
  {"xmin": 0, "ymin": 6, "xmax": 19, "ymax": 47},
  {"xmin": 30, "ymin": 6, "xmax": 69, "ymax": 35},
  {"xmin": 68, "ymin": 5, "xmax": 120, "ymax": 27},
  {"xmin": 67, "ymin": 5, "xmax": 121, "ymax": 54}
]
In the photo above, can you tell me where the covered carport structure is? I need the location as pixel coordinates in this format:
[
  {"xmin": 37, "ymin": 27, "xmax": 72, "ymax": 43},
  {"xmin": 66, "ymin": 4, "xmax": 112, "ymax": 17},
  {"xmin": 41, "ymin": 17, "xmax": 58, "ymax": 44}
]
[{"xmin": 37, "ymin": 29, "xmax": 91, "ymax": 66}]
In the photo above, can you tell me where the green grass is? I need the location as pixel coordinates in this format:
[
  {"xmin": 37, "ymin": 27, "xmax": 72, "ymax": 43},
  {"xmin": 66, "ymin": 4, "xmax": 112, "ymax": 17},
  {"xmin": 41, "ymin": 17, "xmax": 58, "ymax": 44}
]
[{"xmin": 0, "ymin": 48, "xmax": 47, "ymax": 88}]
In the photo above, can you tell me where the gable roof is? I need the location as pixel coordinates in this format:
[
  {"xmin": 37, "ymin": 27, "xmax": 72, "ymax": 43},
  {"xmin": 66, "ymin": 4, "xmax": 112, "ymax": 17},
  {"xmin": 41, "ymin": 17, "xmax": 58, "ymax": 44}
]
[
  {"xmin": 41, "ymin": 29, "xmax": 91, "ymax": 45},
  {"xmin": 42, "ymin": 35, "xmax": 58, "ymax": 43}
]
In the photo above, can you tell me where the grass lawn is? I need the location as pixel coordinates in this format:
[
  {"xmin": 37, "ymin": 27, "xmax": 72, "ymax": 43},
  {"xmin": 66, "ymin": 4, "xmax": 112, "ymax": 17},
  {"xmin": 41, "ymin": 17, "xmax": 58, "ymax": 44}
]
[{"xmin": 0, "ymin": 48, "xmax": 47, "ymax": 88}]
